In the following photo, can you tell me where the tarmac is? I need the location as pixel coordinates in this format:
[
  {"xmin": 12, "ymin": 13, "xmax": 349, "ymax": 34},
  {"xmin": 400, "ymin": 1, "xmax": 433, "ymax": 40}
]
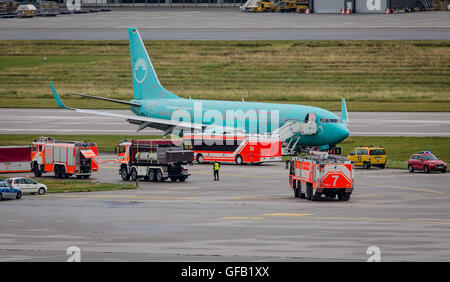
[
  {"xmin": 0, "ymin": 108, "xmax": 449, "ymax": 136},
  {"xmin": 0, "ymin": 155, "xmax": 449, "ymax": 261},
  {"xmin": 1, "ymin": 7, "xmax": 449, "ymax": 262},
  {"xmin": 0, "ymin": 8, "xmax": 449, "ymax": 40}
]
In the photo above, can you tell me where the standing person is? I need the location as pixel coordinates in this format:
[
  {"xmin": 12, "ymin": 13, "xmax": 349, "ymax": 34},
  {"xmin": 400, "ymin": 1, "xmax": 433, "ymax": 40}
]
[{"xmin": 213, "ymin": 161, "xmax": 220, "ymax": 181}]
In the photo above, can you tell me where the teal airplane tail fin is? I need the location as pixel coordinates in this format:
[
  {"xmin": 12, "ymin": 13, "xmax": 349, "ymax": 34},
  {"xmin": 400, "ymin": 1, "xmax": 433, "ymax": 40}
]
[
  {"xmin": 341, "ymin": 98, "xmax": 349, "ymax": 124},
  {"xmin": 128, "ymin": 28, "xmax": 179, "ymax": 100}
]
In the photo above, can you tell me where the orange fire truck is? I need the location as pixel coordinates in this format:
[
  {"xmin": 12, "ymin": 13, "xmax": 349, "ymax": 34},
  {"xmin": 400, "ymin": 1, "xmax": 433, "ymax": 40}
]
[
  {"xmin": 288, "ymin": 152, "xmax": 354, "ymax": 201},
  {"xmin": 31, "ymin": 137, "xmax": 98, "ymax": 179}
]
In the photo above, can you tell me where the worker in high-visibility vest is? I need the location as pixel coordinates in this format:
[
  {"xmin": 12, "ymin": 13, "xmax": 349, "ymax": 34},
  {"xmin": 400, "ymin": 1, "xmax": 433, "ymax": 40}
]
[{"xmin": 213, "ymin": 161, "xmax": 220, "ymax": 181}]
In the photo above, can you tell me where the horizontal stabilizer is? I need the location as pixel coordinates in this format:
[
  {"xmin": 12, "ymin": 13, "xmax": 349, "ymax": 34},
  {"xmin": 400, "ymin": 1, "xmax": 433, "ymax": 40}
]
[
  {"xmin": 50, "ymin": 82, "xmax": 206, "ymax": 134},
  {"xmin": 66, "ymin": 92, "xmax": 140, "ymax": 107}
]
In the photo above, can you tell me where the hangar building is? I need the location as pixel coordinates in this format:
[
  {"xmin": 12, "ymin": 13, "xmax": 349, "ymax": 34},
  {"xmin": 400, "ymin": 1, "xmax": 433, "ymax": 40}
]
[{"xmin": 312, "ymin": 0, "xmax": 423, "ymax": 13}]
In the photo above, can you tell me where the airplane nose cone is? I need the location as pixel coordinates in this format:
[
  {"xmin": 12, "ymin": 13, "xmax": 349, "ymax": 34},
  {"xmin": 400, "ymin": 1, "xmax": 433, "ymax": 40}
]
[
  {"xmin": 334, "ymin": 123, "xmax": 350, "ymax": 143},
  {"xmin": 342, "ymin": 125, "xmax": 350, "ymax": 139}
]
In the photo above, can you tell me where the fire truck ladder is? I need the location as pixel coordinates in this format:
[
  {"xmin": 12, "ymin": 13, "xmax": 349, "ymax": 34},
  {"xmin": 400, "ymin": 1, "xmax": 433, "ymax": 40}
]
[{"xmin": 241, "ymin": 0, "xmax": 259, "ymax": 12}]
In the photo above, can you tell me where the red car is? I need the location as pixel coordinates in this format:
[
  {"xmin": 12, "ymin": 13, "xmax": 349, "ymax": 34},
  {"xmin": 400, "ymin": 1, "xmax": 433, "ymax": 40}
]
[{"xmin": 408, "ymin": 152, "xmax": 447, "ymax": 173}]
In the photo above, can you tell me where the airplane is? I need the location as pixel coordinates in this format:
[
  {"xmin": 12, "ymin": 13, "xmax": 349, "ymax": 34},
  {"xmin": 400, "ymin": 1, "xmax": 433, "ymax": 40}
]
[{"xmin": 50, "ymin": 27, "xmax": 350, "ymax": 151}]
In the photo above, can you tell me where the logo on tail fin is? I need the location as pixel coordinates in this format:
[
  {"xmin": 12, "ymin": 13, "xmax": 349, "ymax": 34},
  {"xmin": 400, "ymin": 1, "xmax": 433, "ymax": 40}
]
[{"xmin": 134, "ymin": 58, "xmax": 148, "ymax": 84}]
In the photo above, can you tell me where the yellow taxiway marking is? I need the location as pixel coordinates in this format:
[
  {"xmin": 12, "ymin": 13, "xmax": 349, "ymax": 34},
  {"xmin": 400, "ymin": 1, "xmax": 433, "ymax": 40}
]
[
  {"xmin": 359, "ymin": 182, "xmax": 444, "ymax": 195},
  {"xmin": 42, "ymin": 194, "xmax": 197, "ymax": 200},
  {"xmin": 263, "ymin": 213, "xmax": 314, "ymax": 217},
  {"xmin": 99, "ymin": 166, "xmax": 117, "ymax": 169},
  {"xmin": 221, "ymin": 217, "xmax": 265, "ymax": 220}
]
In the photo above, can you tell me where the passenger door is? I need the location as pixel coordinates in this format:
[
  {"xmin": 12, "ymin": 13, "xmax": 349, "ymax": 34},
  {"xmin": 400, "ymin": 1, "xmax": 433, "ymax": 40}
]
[
  {"xmin": 2, "ymin": 184, "xmax": 15, "ymax": 198},
  {"xmin": 356, "ymin": 149, "xmax": 364, "ymax": 166},
  {"xmin": 361, "ymin": 149, "xmax": 368, "ymax": 163},
  {"xmin": 302, "ymin": 113, "xmax": 318, "ymax": 135},
  {"xmin": 25, "ymin": 178, "xmax": 39, "ymax": 193},
  {"xmin": 13, "ymin": 179, "xmax": 26, "ymax": 191},
  {"xmin": 416, "ymin": 156, "xmax": 424, "ymax": 170},
  {"xmin": 411, "ymin": 155, "xmax": 419, "ymax": 169},
  {"xmin": 348, "ymin": 150, "xmax": 357, "ymax": 163}
]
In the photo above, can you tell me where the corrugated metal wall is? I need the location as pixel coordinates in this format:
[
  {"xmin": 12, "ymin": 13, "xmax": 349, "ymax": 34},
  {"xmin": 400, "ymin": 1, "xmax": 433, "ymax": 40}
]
[{"xmin": 391, "ymin": 0, "xmax": 420, "ymax": 9}]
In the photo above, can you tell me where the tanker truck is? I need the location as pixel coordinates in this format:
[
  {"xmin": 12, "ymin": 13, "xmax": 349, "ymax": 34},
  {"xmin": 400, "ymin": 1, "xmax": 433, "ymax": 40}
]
[{"xmin": 116, "ymin": 139, "xmax": 194, "ymax": 182}]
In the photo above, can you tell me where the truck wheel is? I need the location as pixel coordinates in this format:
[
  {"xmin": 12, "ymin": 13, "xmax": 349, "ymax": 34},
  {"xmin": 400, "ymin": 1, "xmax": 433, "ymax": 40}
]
[
  {"xmin": 33, "ymin": 162, "xmax": 42, "ymax": 177},
  {"xmin": 408, "ymin": 165, "xmax": 414, "ymax": 173},
  {"xmin": 156, "ymin": 170, "xmax": 163, "ymax": 182},
  {"xmin": 235, "ymin": 155, "xmax": 243, "ymax": 165},
  {"xmin": 294, "ymin": 187, "xmax": 299, "ymax": 198},
  {"xmin": 148, "ymin": 169, "xmax": 156, "ymax": 182},
  {"xmin": 338, "ymin": 192, "xmax": 350, "ymax": 201},
  {"xmin": 306, "ymin": 184, "xmax": 312, "ymax": 200},
  {"xmin": 120, "ymin": 167, "xmax": 130, "ymax": 181},
  {"xmin": 363, "ymin": 162, "xmax": 371, "ymax": 169},
  {"xmin": 61, "ymin": 167, "xmax": 68, "ymax": 179},
  {"xmin": 197, "ymin": 154, "xmax": 204, "ymax": 164},
  {"xmin": 54, "ymin": 166, "xmax": 61, "ymax": 178},
  {"xmin": 130, "ymin": 168, "xmax": 138, "ymax": 181}
]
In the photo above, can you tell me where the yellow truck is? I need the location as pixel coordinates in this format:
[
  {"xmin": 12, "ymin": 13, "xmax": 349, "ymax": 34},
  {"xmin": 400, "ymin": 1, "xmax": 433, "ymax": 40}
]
[
  {"xmin": 296, "ymin": 1, "xmax": 310, "ymax": 13},
  {"xmin": 347, "ymin": 146, "xmax": 387, "ymax": 169},
  {"xmin": 276, "ymin": 0, "xmax": 297, "ymax": 12},
  {"xmin": 251, "ymin": 1, "xmax": 276, "ymax": 12}
]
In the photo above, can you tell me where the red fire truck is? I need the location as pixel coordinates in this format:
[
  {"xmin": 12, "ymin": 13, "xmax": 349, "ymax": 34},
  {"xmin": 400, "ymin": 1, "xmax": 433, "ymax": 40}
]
[
  {"xmin": 183, "ymin": 133, "xmax": 282, "ymax": 165},
  {"xmin": 31, "ymin": 137, "xmax": 98, "ymax": 179},
  {"xmin": 117, "ymin": 139, "xmax": 193, "ymax": 182},
  {"xmin": 288, "ymin": 152, "xmax": 354, "ymax": 201}
]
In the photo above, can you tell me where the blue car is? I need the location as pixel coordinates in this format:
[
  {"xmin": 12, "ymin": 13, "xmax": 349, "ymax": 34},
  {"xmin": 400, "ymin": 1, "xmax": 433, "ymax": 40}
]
[{"xmin": 0, "ymin": 180, "xmax": 22, "ymax": 200}]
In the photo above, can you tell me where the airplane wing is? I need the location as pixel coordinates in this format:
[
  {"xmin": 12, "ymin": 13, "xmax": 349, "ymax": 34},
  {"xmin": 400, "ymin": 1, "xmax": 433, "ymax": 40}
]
[{"xmin": 50, "ymin": 82, "xmax": 204, "ymax": 135}]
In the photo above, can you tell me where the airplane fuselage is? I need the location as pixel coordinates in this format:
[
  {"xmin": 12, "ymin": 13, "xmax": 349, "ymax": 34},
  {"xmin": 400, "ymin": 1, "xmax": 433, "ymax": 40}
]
[{"xmin": 131, "ymin": 98, "xmax": 349, "ymax": 146}]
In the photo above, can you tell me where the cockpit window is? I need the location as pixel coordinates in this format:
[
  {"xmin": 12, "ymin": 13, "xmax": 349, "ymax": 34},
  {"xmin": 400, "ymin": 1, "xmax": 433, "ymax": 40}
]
[{"xmin": 319, "ymin": 118, "xmax": 342, "ymax": 124}]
